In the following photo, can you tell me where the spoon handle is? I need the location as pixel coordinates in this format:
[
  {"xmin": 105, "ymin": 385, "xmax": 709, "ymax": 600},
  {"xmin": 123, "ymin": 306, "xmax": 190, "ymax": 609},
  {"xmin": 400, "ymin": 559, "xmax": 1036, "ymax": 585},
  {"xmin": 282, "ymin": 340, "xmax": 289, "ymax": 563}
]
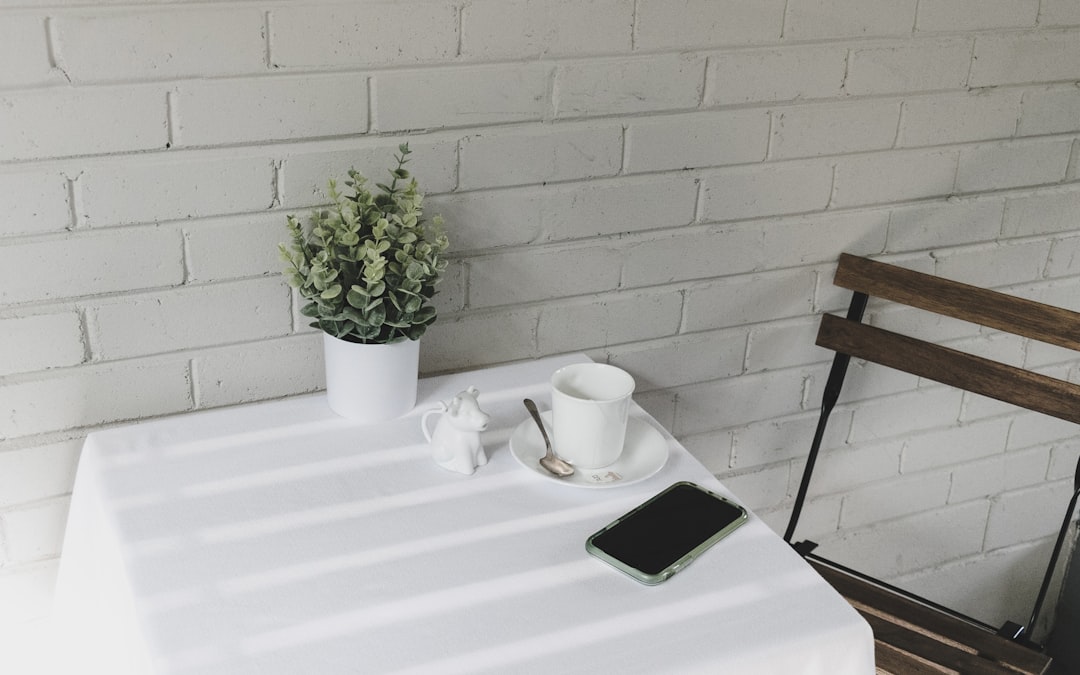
[{"xmin": 523, "ymin": 398, "xmax": 553, "ymax": 452}]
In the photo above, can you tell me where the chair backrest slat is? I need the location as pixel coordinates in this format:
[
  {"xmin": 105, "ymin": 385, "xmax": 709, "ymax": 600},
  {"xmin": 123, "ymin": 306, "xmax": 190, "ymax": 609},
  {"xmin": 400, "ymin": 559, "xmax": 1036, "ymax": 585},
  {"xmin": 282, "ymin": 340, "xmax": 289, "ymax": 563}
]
[
  {"xmin": 833, "ymin": 253, "xmax": 1080, "ymax": 352},
  {"xmin": 817, "ymin": 314, "xmax": 1080, "ymax": 425}
]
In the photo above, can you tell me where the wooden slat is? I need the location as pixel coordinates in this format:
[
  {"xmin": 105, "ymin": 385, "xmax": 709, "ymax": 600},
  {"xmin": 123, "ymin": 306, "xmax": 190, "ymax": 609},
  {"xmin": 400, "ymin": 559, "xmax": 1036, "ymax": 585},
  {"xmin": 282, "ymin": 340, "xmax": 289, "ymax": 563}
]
[
  {"xmin": 860, "ymin": 611, "xmax": 1013, "ymax": 674},
  {"xmin": 874, "ymin": 641, "xmax": 951, "ymax": 674},
  {"xmin": 816, "ymin": 313, "xmax": 1080, "ymax": 426},
  {"xmin": 833, "ymin": 253, "xmax": 1080, "ymax": 352},
  {"xmin": 811, "ymin": 561, "xmax": 1053, "ymax": 674}
]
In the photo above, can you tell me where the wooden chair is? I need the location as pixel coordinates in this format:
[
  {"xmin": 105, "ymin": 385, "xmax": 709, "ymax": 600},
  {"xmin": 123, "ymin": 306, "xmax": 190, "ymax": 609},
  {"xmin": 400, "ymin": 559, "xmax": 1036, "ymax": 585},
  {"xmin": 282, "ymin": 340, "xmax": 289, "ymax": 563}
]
[{"xmin": 784, "ymin": 253, "xmax": 1080, "ymax": 674}]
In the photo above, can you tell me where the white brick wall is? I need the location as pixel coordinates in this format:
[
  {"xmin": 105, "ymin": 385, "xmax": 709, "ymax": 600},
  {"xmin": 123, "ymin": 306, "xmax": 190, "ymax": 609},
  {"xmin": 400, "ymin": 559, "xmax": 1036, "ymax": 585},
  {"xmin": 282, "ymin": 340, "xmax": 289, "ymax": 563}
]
[{"xmin": 1, "ymin": 0, "xmax": 1078, "ymax": 640}]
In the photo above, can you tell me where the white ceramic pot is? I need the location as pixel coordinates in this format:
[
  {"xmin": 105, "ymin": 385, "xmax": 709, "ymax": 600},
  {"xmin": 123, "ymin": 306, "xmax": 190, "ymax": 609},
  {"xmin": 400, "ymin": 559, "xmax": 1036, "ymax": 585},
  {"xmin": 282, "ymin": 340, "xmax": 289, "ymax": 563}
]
[{"xmin": 323, "ymin": 333, "xmax": 420, "ymax": 422}]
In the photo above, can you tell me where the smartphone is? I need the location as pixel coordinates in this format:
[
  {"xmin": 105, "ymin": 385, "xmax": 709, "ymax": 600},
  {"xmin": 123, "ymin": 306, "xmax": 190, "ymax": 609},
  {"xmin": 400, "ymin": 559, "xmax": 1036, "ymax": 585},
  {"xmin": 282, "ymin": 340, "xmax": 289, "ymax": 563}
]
[{"xmin": 585, "ymin": 481, "xmax": 748, "ymax": 585}]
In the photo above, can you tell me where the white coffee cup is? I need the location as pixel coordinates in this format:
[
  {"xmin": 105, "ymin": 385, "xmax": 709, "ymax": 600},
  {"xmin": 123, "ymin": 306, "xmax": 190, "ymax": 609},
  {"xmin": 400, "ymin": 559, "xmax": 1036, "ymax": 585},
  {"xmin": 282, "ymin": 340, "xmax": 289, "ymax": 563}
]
[{"xmin": 550, "ymin": 363, "xmax": 636, "ymax": 469}]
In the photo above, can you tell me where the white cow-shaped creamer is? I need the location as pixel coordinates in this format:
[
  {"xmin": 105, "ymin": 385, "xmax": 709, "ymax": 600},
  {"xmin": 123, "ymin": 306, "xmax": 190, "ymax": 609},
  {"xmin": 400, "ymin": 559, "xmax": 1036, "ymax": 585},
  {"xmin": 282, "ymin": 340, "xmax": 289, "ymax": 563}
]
[{"xmin": 422, "ymin": 386, "xmax": 492, "ymax": 475}]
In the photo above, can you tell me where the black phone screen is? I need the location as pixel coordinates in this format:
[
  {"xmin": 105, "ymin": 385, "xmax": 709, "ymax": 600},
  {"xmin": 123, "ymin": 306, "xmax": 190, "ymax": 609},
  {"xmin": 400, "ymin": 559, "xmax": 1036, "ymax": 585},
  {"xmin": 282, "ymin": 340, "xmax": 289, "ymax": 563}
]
[{"xmin": 588, "ymin": 482, "xmax": 747, "ymax": 577}]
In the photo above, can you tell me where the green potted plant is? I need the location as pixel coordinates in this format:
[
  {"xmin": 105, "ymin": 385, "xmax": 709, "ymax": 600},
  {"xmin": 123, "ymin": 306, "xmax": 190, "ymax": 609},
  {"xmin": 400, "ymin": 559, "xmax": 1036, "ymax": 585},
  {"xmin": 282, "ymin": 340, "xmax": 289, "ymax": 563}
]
[{"xmin": 279, "ymin": 143, "xmax": 449, "ymax": 421}]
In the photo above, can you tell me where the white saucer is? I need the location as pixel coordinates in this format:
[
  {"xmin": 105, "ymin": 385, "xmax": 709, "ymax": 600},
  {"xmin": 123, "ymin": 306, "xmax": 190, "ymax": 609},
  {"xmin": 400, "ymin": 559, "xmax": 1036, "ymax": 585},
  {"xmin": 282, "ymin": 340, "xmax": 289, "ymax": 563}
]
[{"xmin": 509, "ymin": 411, "xmax": 669, "ymax": 489}]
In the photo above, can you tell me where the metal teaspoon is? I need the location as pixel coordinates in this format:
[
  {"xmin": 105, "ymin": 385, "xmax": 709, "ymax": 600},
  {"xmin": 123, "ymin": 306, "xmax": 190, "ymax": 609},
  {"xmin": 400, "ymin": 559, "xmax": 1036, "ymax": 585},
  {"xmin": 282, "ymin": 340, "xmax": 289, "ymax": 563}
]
[{"xmin": 523, "ymin": 398, "xmax": 574, "ymax": 478}]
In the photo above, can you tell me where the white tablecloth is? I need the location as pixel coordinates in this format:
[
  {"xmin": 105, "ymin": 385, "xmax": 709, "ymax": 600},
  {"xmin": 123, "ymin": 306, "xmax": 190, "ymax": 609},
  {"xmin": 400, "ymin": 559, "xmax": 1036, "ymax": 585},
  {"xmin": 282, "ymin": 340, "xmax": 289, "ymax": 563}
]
[{"xmin": 54, "ymin": 354, "xmax": 874, "ymax": 674}]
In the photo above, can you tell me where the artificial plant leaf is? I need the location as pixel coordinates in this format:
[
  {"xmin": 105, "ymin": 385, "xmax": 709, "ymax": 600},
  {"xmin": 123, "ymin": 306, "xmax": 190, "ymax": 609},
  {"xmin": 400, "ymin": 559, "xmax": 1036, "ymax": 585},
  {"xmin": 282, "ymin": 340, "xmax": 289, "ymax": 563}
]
[
  {"xmin": 365, "ymin": 302, "xmax": 386, "ymax": 327},
  {"xmin": 405, "ymin": 261, "xmax": 425, "ymax": 280},
  {"xmin": 346, "ymin": 286, "xmax": 368, "ymax": 308}
]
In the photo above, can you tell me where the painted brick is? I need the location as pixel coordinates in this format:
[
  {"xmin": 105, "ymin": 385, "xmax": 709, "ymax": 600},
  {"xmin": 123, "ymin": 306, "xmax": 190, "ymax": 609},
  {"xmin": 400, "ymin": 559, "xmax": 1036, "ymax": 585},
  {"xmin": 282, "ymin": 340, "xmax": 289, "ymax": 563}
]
[
  {"xmin": 537, "ymin": 291, "xmax": 683, "ymax": 354},
  {"xmin": 770, "ymin": 100, "xmax": 901, "ymax": 160},
  {"xmin": 1007, "ymin": 410, "xmax": 1080, "ymax": 450},
  {"xmin": 900, "ymin": 418, "xmax": 1010, "ymax": 473},
  {"xmin": 462, "ymin": 0, "xmax": 633, "ymax": 59},
  {"xmin": 840, "ymin": 471, "xmax": 951, "ymax": 528},
  {"xmin": 915, "ymin": 0, "xmax": 1038, "ymax": 31},
  {"xmin": 603, "ymin": 329, "xmax": 746, "ymax": 391},
  {"xmin": 955, "ymin": 138, "xmax": 1072, "ymax": 193},
  {"xmin": 784, "ymin": 0, "xmax": 917, "ymax": 40},
  {"xmin": 1041, "ymin": 0, "xmax": 1080, "ymax": 26},
  {"xmin": 432, "ymin": 260, "xmax": 467, "ymax": 317},
  {"xmin": 0, "ymin": 359, "xmax": 191, "ymax": 438},
  {"xmin": 621, "ymin": 225, "xmax": 763, "ymax": 287},
  {"xmin": 720, "ymin": 464, "xmax": 790, "ymax": 511},
  {"xmin": 869, "ymin": 304, "xmax": 983, "ymax": 345},
  {"xmin": 0, "ymin": 15, "xmax": 55, "ymax": 87},
  {"xmin": 1022, "ymin": 282, "xmax": 1080, "ymax": 318},
  {"xmin": 0, "ymin": 440, "xmax": 80, "ymax": 508},
  {"xmin": 949, "ymin": 446, "xmax": 1050, "ymax": 503},
  {"xmin": 458, "ymin": 125, "xmax": 622, "ymax": 190},
  {"xmin": 970, "ymin": 31, "xmax": 1080, "ymax": 87},
  {"xmin": 0, "ymin": 169, "xmax": 71, "ymax": 237},
  {"xmin": 844, "ymin": 38, "xmax": 972, "ymax": 96},
  {"xmin": 91, "ymin": 278, "xmax": 292, "ymax": 361},
  {"xmin": 280, "ymin": 139, "xmax": 458, "ymax": 209},
  {"xmin": 467, "ymin": 244, "xmax": 621, "ymax": 308},
  {"xmin": 0, "ymin": 498, "xmax": 68, "ymax": 563},
  {"xmin": 848, "ymin": 387, "xmax": 964, "ymax": 443},
  {"xmin": 679, "ymin": 430, "xmax": 734, "ymax": 476},
  {"xmin": 270, "ymin": 3, "xmax": 458, "ymax": 68},
  {"xmin": 635, "ymin": 389, "xmax": 676, "ymax": 432},
  {"xmin": 185, "ymin": 213, "xmax": 282, "ymax": 283},
  {"xmin": 763, "ymin": 211, "xmax": 889, "ymax": 268},
  {"xmin": 80, "ymin": 156, "xmax": 275, "ymax": 226},
  {"xmin": 899, "ymin": 91, "xmax": 1021, "ymax": 147},
  {"xmin": 832, "ymin": 148, "xmax": 959, "ymax": 208},
  {"xmin": 55, "ymin": 9, "xmax": 265, "ymax": 81},
  {"xmin": 1018, "ymin": 87, "xmax": 1080, "ymax": 136},
  {"xmin": 706, "ymin": 45, "xmax": 846, "ymax": 105},
  {"xmin": 745, "ymin": 318, "xmax": 833, "ymax": 374},
  {"xmin": 377, "ymin": 65, "xmax": 549, "ymax": 132},
  {"xmin": 635, "ymin": 0, "xmax": 785, "ymax": 50},
  {"xmin": 176, "ymin": 74, "xmax": 368, "ymax": 146},
  {"xmin": 731, "ymin": 409, "xmax": 854, "ymax": 469},
  {"xmin": 1027, "ymin": 322, "xmax": 1080, "ymax": 368},
  {"xmin": 896, "ymin": 541, "xmax": 1056, "ymax": 636},
  {"xmin": 195, "ymin": 334, "xmax": 323, "ymax": 408},
  {"xmin": 1048, "ymin": 443, "xmax": 1080, "ymax": 482},
  {"xmin": 933, "ymin": 240, "xmax": 1052, "ymax": 289},
  {"xmin": 0, "ymin": 313, "xmax": 84, "ymax": 377},
  {"xmin": 801, "ymin": 439, "xmax": 904, "ymax": 495},
  {"xmin": 814, "ymin": 501, "xmax": 989, "ymax": 577},
  {"xmin": 673, "ymin": 368, "xmax": 809, "ymax": 436},
  {"xmin": 961, "ymin": 388, "xmax": 1027, "ymax": 423},
  {"xmin": 886, "ymin": 198, "xmax": 1004, "ymax": 252},
  {"xmin": 699, "ymin": 161, "xmax": 832, "ymax": 221},
  {"xmin": 0, "ymin": 86, "xmax": 166, "ymax": 161},
  {"xmin": 780, "ymin": 494, "xmax": 844, "ymax": 542},
  {"xmin": 682, "ymin": 268, "xmax": 816, "ymax": 333},
  {"xmin": 985, "ymin": 480, "xmax": 1073, "ymax": 550},
  {"xmin": 1045, "ymin": 236, "xmax": 1080, "ymax": 279},
  {"xmin": 818, "ymin": 359, "xmax": 920, "ymax": 405},
  {"xmin": 0, "ymin": 228, "xmax": 184, "ymax": 306},
  {"xmin": 427, "ymin": 175, "xmax": 698, "ymax": 251},
  {"xmin": 624, "ymin": 110, "xmax": 769, "ymax": 174},
  {"xmin": 556, "ymin": 53, "xmax": 704, "ymax": 117},
  {"xmin": 0, "ymin": 561, "xmax": 57, "ymax": 626},
  {"xmin": 420, "ymin": 308, "xmax": 539, "ymax": 372}
]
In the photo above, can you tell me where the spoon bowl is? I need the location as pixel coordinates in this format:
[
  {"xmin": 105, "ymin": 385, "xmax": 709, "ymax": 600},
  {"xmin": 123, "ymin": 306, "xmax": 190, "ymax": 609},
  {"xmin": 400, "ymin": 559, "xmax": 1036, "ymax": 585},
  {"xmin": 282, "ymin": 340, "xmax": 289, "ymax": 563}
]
[{"xmin": 523, "ymin": 398, "xmax": 574, "ymax": 478}]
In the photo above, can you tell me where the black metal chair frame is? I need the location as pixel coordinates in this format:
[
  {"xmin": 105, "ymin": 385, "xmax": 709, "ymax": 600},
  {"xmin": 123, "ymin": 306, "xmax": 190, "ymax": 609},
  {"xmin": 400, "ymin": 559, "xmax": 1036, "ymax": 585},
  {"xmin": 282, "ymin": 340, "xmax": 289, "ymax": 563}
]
[{"xmin": 783, "ymin": 257, "xmax": 1080, "ymax": 651}]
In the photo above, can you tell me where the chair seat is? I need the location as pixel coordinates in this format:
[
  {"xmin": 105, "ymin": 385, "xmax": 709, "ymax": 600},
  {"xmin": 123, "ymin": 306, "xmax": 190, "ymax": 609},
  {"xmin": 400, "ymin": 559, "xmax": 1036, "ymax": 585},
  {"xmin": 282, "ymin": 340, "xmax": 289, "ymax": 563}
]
[{"xmin": 810, "ymin": 560, "xmax": 1053, "ymax": 674}]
